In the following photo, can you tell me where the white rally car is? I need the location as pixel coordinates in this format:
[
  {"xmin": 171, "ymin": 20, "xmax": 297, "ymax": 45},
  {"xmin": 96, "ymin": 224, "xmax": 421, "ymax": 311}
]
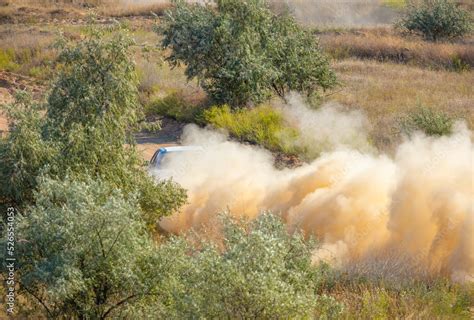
[{"xmin": 148, "ymin": 146, "xmax": 204, "ymax": 179}]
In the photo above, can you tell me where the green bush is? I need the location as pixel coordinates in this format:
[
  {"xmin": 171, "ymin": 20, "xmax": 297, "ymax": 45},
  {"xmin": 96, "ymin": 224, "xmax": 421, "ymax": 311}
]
[
  {"xmin": 383, "ymin": 0, "xmax": 407, "ymax": 9},
  {"xmin": 451, "ymin": 55, "xmax": 471, "ymax": 72},
  {"xmin": 160, "ymin": 0, "xmax": 336, "ymax": 107},
  {"xmin": 398, "ymin": 0, "xmax": 473, "ymax": 41},
  {"xmin": 0, "ymin": 92, "xmax": 55, "ymax": 206},
  {"xmin": 144, "ymin": 213, "xmax": 344, "ymax": 319},
  {"xmin": 146, "ymin": 92, "xmax": 201, "ymax": 122},
  {"xmin": 0, "ymin": 49, "xmax": 19, "ymax": 71},
  {"xmin": 400, "ymin": 106, "xmax": 454, "ymax": 136},
  {"xmin": 0, "ymin": 24, "xmax": 186, "ymax": 226},
  {"xmin": 1, "ymin": 176, "xmax": 160, "ymax": 319},
  {"xmin": 202, "ymin": 104, "xmax": 299, "ymax": 154}
]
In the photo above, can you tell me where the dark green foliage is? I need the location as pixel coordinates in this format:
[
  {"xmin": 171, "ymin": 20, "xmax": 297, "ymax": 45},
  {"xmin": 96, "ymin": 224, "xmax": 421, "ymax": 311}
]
[
  {"xmin": 398, "ymin": 0, "xmax": 473, "ymax": 41},
  {"xmin": 160, "ymin": 0, "xmax": 336, "ymax": 107}
]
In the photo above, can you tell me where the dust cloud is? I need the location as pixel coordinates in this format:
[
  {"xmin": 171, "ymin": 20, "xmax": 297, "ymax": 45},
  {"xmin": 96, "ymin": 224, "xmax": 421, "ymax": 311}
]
[
  {"xmin": 117, "ymin": 0, "xmax": 209, "ymax": 5},
  {"xmin": 277, "ymin": 94, "xmax": 374, "ymax": 156},
  {"xmin": 272, "ymin": 0, "xmax": 400, "ymax": 27},
  {"xmin": 117, "ymin": 0, "xmax": 400, "ymax": 27},
  {"xmin": 153, "ymin": 101, "xmax": 473, "ymax": 281}
]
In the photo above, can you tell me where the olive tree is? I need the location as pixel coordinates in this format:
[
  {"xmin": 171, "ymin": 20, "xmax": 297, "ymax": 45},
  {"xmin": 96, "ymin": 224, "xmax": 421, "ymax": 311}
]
[
  {"xmin": 2, "ymin": 176, "xmax": 161, "ymax": 319},
  {"xmin": 398, "ymin": 0, "xmax": 472, "ymax": 41},
  {"xmin": 0, "ymin": 24, "xmax": 186, "ymax": 227},
  {"xmin": 160, "ymin": 0, "xmax": 336, "ymax": 107},
  {"xmin": 0, "ymin": 92, "xmax": 55, "ymax": 207},
  {"xmin": 136, "ymin": 214, "xmax": 343, "ymax": 319}
]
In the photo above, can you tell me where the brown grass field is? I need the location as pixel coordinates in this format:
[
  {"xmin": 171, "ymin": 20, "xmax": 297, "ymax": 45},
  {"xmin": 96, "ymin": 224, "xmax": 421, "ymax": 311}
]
[
  {"xmin": 319, "ymin": 28, "xmax": 474, "ymax": 70},
  {"xmin": 0, "ymin": 0, "xmax": 170, "ymax": 24},
  {"xmin": 330, "ymin": 59, "xmax": 474, "ymax": 150}
]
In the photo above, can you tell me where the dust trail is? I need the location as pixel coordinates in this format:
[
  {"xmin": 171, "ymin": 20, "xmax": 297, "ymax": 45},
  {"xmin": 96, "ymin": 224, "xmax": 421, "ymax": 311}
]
[
  {"xmin": 116, "ymin": 0, "xmax": 400, "ymax": 27},
  {"xmin": 153, "ymin": 102, "xmax": 473, "ymax": 281},
  {"xmin": 271, "ymin": 0, "xmax": 400, "ymax": 27},
  {"xmin": 116, "ymin": 0, "xmax": 209, "ymax": 5},
  {"xmin": 277, "ymin": 94, "xmax": 374, "ymax": 156}
]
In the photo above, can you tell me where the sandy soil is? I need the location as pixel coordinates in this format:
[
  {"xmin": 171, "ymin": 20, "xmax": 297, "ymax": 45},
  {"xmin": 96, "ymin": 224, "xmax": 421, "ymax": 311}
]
[{"xmin": 135, "ymin": 118, "xmax": 184, "ymax": 161}]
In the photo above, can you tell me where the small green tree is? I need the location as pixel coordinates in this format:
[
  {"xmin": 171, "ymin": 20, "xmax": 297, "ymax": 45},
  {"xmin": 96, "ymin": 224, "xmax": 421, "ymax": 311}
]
[
  {"xmin": 2, "ymin": 176, "xmax": 160, "ymax": 318},
  {"xmin": 160, "ymin": 0, "xmax": 336, "ymax": 107},
  {"xmin": 138, "ymin": 214, "xmax": 343, "ymax": 319},
  {"xmin": 0, "ymin": 24, "xmax": 186, "ymax": 227},
  {"xmin": 0, "ymin": 92, "xmax": 55, "ymax": 206},
  {"xmin": 398, "ymin": 0, "xmax": 473, "ymax": 41},
  {"xmin": 400, "ymin": 106, "xmax": 454, "ymax": 136}
]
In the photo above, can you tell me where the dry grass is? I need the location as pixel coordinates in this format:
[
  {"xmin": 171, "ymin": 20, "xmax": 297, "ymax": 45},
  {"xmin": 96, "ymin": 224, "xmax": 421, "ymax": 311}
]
[
  {"xmin": 0, "ymin": 0, "xmax": 171, "ymax": 23},
  {"xmin": 99, "ymin": 1, "xmax": 171, "ymax": 18},
  {"xmin": 0, "ymin": 0, "xmax": 87, "ymax": 24},
  {"xmin": 328, "ymin": 59, "xmax": 474, "ymax": 151},
  {"xmin": 319, "ymin": 28, "xmax": 474, "ymax": 71},
  {"xmin": 0, "ymin": 25, "xmax": 62, "ymax": 79},
  {"xmin": 326, "ymin": 279, "xmax": 473, "ymax": 319}
]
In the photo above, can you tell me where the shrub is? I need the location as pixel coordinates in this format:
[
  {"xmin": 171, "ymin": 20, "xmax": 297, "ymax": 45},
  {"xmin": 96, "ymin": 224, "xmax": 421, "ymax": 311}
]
[
  {"xmin": 146, "ymin": 213, "xmax": 344, "ymax": 319},
  {"xmin": 160, "ymin": 0, "xmax": 336, "ymax": 107},
  {"xmin": 0, "ymin": 49, "xmax": 19, "ymax": 71},
  {"xmin": 0, "ymin": 92, "xmax": 54, "ymax": 206},
  {"xmin": 331, "ymin": 277, "xmax": 473, "ymax": 318},
  {"xmin": 383, "ymin": 0, "xmax": 407, "ymax": 9},
  {"xmin": 202, "ymin": 104, "xmax": 299, "ymax": 154},
  {"xmin": 398, "ymin": 0, "xmax": 473, "ymax": 41},
  {"xmin": 0, "ymin": 24, "xmax": 186, "ymax": 227},
  {"xmin": 451, "ymin": 55, "xmax": 471, "ymax": 72},
  {"xmin": 1, "ymin": 176, "xmax": 160, "ymax": 319},
  {"xmin": 400, "ymin": 106, "xmax": 454, "ymax": 136},
  {"xmin": 0, "ymin": 32, "xmax": 57, "ymax": 80},
  {"xmin": 319, "ymin": 30, "xmax": 474, "ymax": 71},
  {"xmin": 146, "ymin": 92, "xmax": 202, "ymax": 122}
]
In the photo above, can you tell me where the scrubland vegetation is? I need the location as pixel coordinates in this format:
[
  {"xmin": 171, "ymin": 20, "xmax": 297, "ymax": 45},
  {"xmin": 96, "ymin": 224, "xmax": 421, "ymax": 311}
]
[
  {"xmin": 0, "ymin": 0, "xmax": 473, "ymax": 318},
  {"xmin": 202, "ymin": 105, "xmax": 300, "ymax": 154},
  {"xmin": 398, "ymin": 0, "xmax": 472, "ymax": 41},
  {"xmin": 320, "ymin": 28, "xmax": 474, "ymax": 71}
]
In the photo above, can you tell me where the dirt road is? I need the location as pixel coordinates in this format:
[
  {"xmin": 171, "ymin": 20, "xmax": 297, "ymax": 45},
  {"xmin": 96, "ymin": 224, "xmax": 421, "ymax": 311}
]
[{"xmin": 135, "ymin": 118, "xmax": 184, "ymax": 161}]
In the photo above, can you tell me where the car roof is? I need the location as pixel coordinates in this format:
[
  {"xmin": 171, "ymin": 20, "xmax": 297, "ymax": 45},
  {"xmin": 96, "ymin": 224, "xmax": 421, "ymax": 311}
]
[{"xmin": 158, "ymin": 146, "xmax": 204, "ymax": 153}]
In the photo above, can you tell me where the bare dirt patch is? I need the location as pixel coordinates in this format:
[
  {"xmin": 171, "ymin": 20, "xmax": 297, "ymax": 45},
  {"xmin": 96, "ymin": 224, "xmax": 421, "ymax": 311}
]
[
  {"xmin": 135, "ymin": 118, "xmax": 184, "ymax": 161},
  {"xmin": 0, "ymin": 70, "xmax": 44, "ymax": 95}
]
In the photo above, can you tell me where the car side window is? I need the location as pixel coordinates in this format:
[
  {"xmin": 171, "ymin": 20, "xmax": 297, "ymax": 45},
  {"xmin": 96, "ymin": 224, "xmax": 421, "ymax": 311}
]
[{"xmin": 150, "ymin": 151, "xmax": 158, "ymax": 165}]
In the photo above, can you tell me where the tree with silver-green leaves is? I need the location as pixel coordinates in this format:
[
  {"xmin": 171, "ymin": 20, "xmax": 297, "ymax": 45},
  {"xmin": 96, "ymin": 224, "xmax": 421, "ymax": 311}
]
[
  {"xmin": 3, "ymin": 177, "xmax": 162, "ymax": 319},
  {"xmin": 398, "ymin": 0, "xmax": 472, "ymax": 41},
  {"xmin": 0, "ymin": 24, "xmax": 186, "ymax": 228},
  {"xmin": 160, "ymin": 0, "xmax": 337, "ymax": 107},
  {"xmin": 132, "ymin": 214, "xmax": 344, "ymax": 319}
]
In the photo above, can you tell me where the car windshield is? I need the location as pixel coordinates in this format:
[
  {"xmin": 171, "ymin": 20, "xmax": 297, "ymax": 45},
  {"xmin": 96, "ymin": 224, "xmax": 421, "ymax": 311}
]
[{"xmin": 154, "ymin": 151, "xmax": 166, "ymax": 167}]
